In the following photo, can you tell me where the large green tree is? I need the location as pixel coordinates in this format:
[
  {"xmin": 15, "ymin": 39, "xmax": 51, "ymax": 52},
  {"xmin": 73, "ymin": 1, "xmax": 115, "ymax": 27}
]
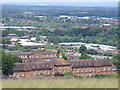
[
  {"xmin": 112, "ymin": 54, "xmax": 120, "ymax": 76},
  {"xmin": 79, "ymin": 45, "xmax": 87, "ymax": 53},
  {"xmin": 2, "ymin": 51, "xmax": 22, "ymax": 76},
  {"xmin": 2, "ymin": 38, "xmax": 11, "ymax": 44}
]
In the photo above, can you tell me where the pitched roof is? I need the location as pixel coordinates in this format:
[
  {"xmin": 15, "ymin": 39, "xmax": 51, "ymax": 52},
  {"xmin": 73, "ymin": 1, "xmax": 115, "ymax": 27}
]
[
  {"xmin": 51, "ymin": 59, "xmax": 70, "ymax": 66},
  {"xmin": 14, "ymin": 61, "xmax": 53, "ymax": 71},
  {"xmin": 68, "ymin": 59, "xmax": 112, "ymax": 68}
]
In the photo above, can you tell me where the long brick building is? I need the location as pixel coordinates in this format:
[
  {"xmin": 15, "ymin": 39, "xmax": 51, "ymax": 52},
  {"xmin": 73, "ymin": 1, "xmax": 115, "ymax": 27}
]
[
  {"xmin": 13, "ymin": 56, "xmax": 113, "ymax": 77},
  {"xmin": 7, "ymin": 50, "xmax": 58, "ymax": 62},
  {"xmin": 9, "ymin": 50, "xmax": 114, "ymax": 77}
]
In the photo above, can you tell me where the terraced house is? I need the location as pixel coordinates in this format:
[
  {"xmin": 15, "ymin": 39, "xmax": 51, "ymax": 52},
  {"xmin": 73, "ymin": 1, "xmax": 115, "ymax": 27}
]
[{"xmin": 12, "ymin": 53, "xmax": 113, "ymax": 77}]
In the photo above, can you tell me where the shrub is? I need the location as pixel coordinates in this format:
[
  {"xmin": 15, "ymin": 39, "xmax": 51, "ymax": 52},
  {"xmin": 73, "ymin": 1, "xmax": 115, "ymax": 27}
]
[
  {"xmin": 64, "ymin": 72, "xmax": 83, "ymax": 79},
  {"xmin": 91, "ymin": 73, "xmax": 119, "ymax": 78}
]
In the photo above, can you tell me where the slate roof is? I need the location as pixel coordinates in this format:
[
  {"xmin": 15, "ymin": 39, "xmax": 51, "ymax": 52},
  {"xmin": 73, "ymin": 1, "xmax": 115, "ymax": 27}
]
[
  {"xmin": 51, "ymin": 59, "xmax": 71, "ymax": 66},
  {"xmin": 14, "ymin": 61, "xmax": 53, "ymax": 71},
  {"xmin": 13, "ymin": 59, "xmax": 112, "ymax": 72},
  {"xmin": 68, "ymin": 59, "xmax": 112, "ymax": 68}
]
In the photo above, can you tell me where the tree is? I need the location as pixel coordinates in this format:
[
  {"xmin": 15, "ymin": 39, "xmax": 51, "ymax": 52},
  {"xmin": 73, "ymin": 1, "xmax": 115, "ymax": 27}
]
[
  {"xmin": 2, "ymin": 38, "xmax": 11, "ymax": 44},
  {"xmin": 74, "ymin": 47, "xmax": 78, "ymax": 52},
  {"xmin": 2, "ymin": 50, "xmax": 22, "ymax": 76},
  {"xmin": 79, "ymin": 45, "xmax": 87, "ymax": 53},
  {"xmin": 79, "ymin": 52, "xmax": 94, "ymax": 59},
  {"xmin": 87, "ymin": 49, "xmax": 99, "ymax": 55},
  {"xmin": 57, "ymin": 47, "xmax": 67, "ymax": 60},
  {"xmin": 112, "ymin": 55, "xmax": 120, "ymax": 76}
]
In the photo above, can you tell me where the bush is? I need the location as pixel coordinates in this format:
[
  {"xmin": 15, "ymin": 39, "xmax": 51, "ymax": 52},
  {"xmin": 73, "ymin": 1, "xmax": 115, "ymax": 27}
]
[
  {"xmin": 87, "ymin": 49, "xmax": 99, "ymax": 55},
  {"xmin": 64, "ymin": 72, "xmax": 73, "ymax": 76},
  {"xmin": 79, "ymin": 53, "xmax": 94, "ymax": 59},
  {"xmin": 91, "ymin": 73, "xmax": 119, "ymax": 78},
  {"xmin": 64, "ymin": 72, "xmax": 83, "ymax": 79}
]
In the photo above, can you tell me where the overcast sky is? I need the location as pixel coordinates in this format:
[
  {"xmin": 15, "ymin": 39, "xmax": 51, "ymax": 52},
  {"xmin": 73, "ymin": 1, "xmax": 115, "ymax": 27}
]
[{"xmin": 2, "ymin": 0, "xmax": 120, "ymax": 2}]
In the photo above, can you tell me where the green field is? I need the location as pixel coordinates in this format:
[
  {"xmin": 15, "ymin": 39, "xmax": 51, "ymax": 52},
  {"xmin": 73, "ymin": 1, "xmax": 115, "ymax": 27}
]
[{"xmin": 2, "ymin": 78, "xmax": 118, "ymax": 88}]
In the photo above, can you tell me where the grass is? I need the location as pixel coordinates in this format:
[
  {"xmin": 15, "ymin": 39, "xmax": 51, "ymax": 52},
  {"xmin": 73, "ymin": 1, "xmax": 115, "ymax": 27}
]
[
  {"xmin": 0, "ymin": 70, "xmax": 2, "ymax": 75},
  {"xmin": 2, "ymin": 78, "xmax": 118, "ymax": 88}
]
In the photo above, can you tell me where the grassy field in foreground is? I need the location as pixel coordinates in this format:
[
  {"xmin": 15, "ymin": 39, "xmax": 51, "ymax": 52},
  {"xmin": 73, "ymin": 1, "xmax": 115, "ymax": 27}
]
[{"xmin": 2, "ymin": 78, "xmax": 118, "ymax": 88}]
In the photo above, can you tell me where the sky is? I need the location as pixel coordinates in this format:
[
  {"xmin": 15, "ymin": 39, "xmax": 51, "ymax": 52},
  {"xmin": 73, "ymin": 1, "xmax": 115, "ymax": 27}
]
[{"xmin": 2, "ymin": 0, "xmax": 120, "ymax": 2}]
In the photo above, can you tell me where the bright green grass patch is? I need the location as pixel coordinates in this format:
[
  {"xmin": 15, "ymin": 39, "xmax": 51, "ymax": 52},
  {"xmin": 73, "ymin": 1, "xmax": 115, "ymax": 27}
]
[{"xmin": 2, "ymin": 78, "xmax": 118, "ymax": 88}]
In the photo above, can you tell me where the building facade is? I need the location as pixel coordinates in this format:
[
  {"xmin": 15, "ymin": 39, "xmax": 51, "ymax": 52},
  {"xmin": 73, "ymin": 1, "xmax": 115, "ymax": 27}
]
[
  {"xmin": 12, "ymin": 58, "xmax": 113, "ymax": 78},
  {"xmin": 8, "ymin": 50, "xmax": 58, "ymax": 62}
]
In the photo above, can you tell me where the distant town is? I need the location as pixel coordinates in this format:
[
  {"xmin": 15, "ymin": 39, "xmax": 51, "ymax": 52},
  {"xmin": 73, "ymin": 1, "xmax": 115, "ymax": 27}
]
[{"xmin": 1, "ymin": 4, "xmax": 119, "ymax": 79}]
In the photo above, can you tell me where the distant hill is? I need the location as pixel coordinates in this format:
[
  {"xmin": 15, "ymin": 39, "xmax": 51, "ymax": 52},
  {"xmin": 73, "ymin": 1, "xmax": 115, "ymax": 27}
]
[{"xmin": 2, "ymin": 2, "xmax": 118, "ymax": 7}]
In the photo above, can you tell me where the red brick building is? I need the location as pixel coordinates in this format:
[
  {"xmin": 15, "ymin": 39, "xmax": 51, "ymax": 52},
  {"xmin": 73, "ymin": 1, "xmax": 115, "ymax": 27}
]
[
  {"xmin": 12, "ymin": 58, "xmax": 113, "ymax": 77},
  {"xmin": 9, "ymin": 50, "xmax": 58, "ymax": 62},
  {"xmin": 69, "ymin": 59, "xmax": 113, "ymax": 77}
]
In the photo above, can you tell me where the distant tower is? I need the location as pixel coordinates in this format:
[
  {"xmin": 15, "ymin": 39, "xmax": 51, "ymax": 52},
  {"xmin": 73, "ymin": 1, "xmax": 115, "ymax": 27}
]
[{"xmin": 59, "ymin": 52, "xmax": 63, "ymax": 59}]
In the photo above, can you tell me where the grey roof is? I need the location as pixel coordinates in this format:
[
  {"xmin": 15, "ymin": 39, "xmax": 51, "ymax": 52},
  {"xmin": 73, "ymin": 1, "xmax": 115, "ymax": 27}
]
[
  {"xmin": 14, "ymin": 61, "xmax": 53, "ymax": 71},
  {"xmin": 68, "ymin": 59, "xmax": 112, "ymax": 68}
]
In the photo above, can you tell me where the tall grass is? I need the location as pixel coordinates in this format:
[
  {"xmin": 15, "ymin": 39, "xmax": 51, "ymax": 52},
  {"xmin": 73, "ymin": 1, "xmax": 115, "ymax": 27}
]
[{"xmin": 2, "ymin": 78, "xmax": 118, "ymax": 88}]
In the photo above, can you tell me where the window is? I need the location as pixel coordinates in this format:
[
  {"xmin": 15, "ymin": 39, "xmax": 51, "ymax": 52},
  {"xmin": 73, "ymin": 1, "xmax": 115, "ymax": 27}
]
[
  {"xmin": 36, "ymin": 56, "xmax": 38, "ymax": 58},
  {"xmin": 104, "ymin": 67, "xmax": 106, "ymax": 71},
  {"xmin": 108, "ymin": 67, "xmax": 111, "ymax": 70},
  {"xmin": 25, "ymin": 55, "xmax": 27, "ymax": 58},
  {"xmin": 29, "ymin": 55, "xmax": 31, "ymax": 58},
  {"xmin": 89, "ymin": 74, "xmax": 92, "ymax": 76}
]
